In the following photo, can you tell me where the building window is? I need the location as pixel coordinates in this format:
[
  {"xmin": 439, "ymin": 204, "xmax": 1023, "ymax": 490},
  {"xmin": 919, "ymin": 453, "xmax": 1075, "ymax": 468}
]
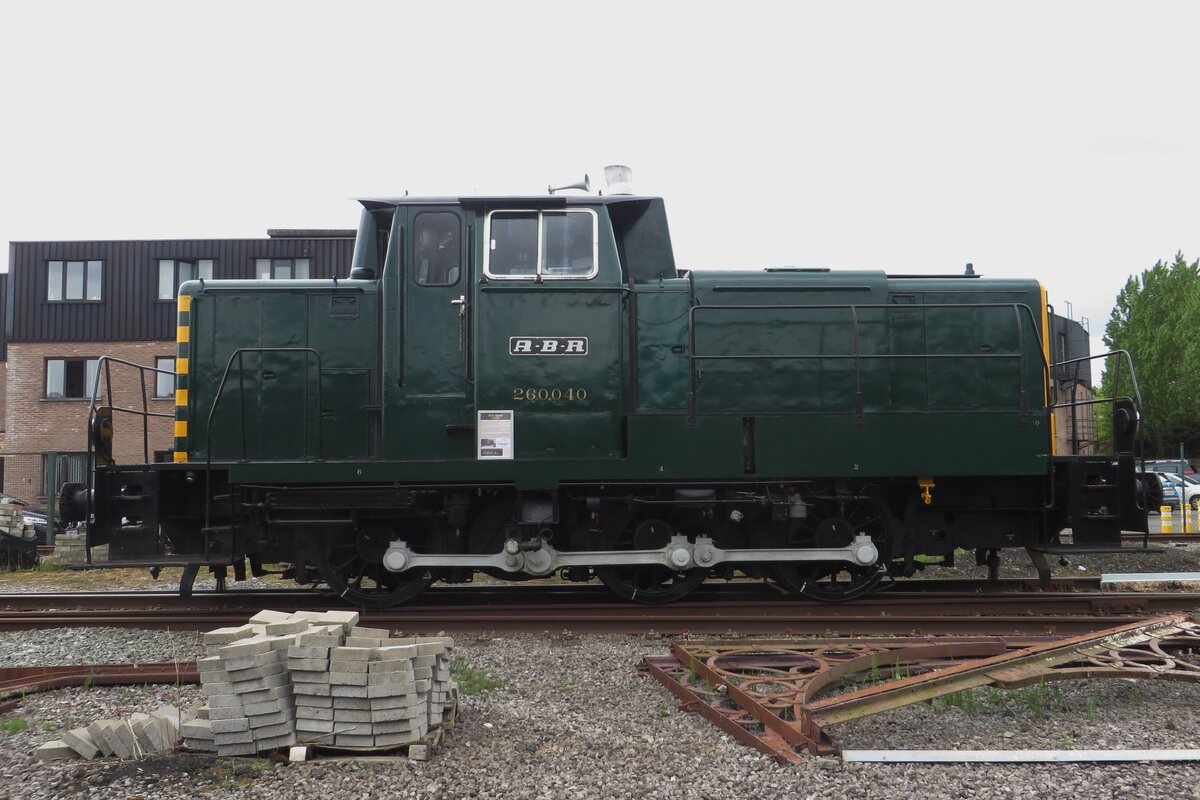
[
  {"xmin": 158, "ymin": 259, "xmax": 213, "ymax": 300},
  {"xmin": 43, "ymin": 452, "xmax": 88, "ymax": 498},
  {"xmin": 414, "ymin": 212, "xmax": 461, "ymax": 286},
  {"xmin": 484, "ymin": 209, "xmax": 597, "ymax": 280},
  {"xmin": 45, "ymin": 358, "xmax": 100, "ymax": 400},
  {"xmin": 256, "ymin": 258, "xmax": 310, "ymax": 280},
  {"xmin": 47, "ymin": 260, "xmax": 103, "ymax": 301},
  {"xmin": 154, "ymin": 357, "xmax": 175, "ymax": 398}
]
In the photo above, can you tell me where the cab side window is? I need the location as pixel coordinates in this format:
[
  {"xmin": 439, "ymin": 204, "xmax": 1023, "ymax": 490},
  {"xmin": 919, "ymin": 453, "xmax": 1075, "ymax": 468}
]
[
  {"xmin": 485, "ymin": 208, "xmax": 597, "ymax": 280},
  {"xmin": 542, "ymin": 211, "xmax": 595, "ymax": 276},
  {"xmin": 487, "ymin": 212, "xmax": 538, "ymax": 276},
  {"xmin": 413, "ymin": 212, "xmax": 461, "ymax": 286}
]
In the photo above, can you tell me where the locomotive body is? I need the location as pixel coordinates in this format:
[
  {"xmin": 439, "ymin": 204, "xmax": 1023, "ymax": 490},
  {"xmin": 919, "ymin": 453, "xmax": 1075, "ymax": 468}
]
[{"xmin": 62, "ymin": 186, "xmax": 1151, "ymax": 605}]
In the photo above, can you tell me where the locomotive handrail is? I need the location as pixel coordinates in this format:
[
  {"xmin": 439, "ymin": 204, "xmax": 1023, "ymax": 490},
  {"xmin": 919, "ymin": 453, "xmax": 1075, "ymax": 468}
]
[
  {"xmin": 685, "ymin": 301, "xmax": 1049, "ymax": 426},
  {"xmin": 79, "ymin": 356, "xmax": 177, "ymax": 564},
  {"xmin": 204, "ymin": 347, "xmax": 325, "ymax": 529},
  {"xmin": 1049, "ymin": 349, "xmax": 1145, "ymax": 456}
]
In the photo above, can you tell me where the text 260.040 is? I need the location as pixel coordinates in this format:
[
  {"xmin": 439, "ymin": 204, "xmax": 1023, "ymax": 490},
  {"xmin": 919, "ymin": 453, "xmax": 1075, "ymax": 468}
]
[{"xmin": 512, "ymin": 387, "xmax": 588, "ymax": 402}]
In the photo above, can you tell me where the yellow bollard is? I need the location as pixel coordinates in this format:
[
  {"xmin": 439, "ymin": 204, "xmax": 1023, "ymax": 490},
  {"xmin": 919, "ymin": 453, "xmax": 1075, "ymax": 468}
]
[{"xmin": 1161, "ymin": 506, "xmax": 1175, "ymax": 533}]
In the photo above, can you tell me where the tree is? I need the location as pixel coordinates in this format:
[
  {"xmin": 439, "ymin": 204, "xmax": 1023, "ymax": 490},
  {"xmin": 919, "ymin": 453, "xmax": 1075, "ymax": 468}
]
[{"xmin": 1097, "ymin": 252, "xmax": 1200, "ymax": 456}]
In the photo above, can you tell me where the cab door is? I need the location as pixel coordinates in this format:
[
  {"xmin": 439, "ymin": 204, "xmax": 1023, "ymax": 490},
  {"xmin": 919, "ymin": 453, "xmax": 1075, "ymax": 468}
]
[
  {"xmin": 397, "ymin": 208, "xmax": 475, "ymax": 459},
  {"xmin": 473, "ymin": 206, "xmax": 624, "ymax": 461}
]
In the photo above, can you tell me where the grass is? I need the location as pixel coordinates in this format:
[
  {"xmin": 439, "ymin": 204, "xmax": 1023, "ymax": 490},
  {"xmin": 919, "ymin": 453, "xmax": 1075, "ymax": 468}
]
[
  {"xmin": 0, "ymin": 718, "xmax": 30, "ymax": 735},
  {"xmin": 450, "ymin": 658, "xmax": 504, "ymax": 695},
  {"xmin": 932, "ymin": 680, "xmax": 1073, "ymax": 719}
]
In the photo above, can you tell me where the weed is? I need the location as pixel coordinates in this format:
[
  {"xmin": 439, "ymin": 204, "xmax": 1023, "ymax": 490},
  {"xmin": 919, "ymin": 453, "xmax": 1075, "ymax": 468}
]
[
  {"xmin": 36, "ymin": 559, "xmax": 67, "ymax": 573},
  {"xmin": 82, "ymin": 670, "xmax": 95, "ymax": 691},
  {"xmin": 41, "ymin": 722, "xmax": 57, "ymax": 732},
  {"xmin": 1014, "ymin": 680, "xmax": 1067, "ymax": 719},
  {"xmin": 0, "ymin": 718, "xmax": 30, "ymax": 735},
  {"xmin": 658, "ymin": 704, "xmax": 670, "ymax": 718},
  {"xmin": 450, "ymin": 658, "xmax": 504, "ymax": 695},
  {"xmin": 559, "ymin": 681, "xmax": 575, "ymax": 692}
]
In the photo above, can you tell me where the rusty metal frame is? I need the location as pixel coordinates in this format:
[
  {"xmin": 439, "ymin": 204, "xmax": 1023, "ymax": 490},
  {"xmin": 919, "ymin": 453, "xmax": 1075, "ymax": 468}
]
[
  {"xmin": 0, "ymin": 662, "xmax": 199, "ymax": 705},
  {"xmin": 641, "ymin": 615, "xmax": 1200, "ymax": 761}
]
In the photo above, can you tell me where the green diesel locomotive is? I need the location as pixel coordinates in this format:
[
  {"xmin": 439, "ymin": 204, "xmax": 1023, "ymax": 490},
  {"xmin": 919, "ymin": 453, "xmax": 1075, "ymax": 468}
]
[{"xmin": 61, "ymin": 170, "xmax": 1150, "ymax": 605}]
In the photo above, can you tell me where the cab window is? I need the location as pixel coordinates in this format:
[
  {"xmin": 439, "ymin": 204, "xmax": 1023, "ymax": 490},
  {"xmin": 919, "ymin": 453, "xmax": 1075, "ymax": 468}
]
[
  {"xmin": 485, "ymin": 208, "xmax": 597, "ymax": 280},
  {"xmin": 413, "ymin": 212, "xmax": 461, "ymax": 286}
]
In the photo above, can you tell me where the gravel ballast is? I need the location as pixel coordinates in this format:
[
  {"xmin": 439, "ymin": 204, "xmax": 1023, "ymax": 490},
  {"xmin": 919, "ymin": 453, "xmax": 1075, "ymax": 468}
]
[{"xmin": 1, "ymin": 627, "xmax": 1200, "ymax": 799}]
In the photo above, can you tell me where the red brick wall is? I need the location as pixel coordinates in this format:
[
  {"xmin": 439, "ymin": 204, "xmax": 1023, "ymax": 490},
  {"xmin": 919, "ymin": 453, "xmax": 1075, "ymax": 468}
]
[
  {"xmin": 0, "ymin": 360, "xmax": 7, "ymax": 444},
  {"xmin": 2, "ymin": 341, "xmax": 175, "ymax": 504}
]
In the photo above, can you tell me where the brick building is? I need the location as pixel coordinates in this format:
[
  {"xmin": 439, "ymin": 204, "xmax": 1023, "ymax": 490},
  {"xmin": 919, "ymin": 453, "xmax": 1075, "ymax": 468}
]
[
  {"xmin": 1049, "ymin": 314, "xmax": 1097, "ymax": 456},
  {"xmin": 1, "ymin": 232, "xmax": 355, "ymax": 507}
]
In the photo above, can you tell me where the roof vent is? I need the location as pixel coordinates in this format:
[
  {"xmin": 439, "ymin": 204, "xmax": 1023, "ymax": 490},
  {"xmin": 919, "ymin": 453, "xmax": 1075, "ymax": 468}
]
[{"xmin": 604, "ymin": 165, "xmax": 635, "ymax": 195}]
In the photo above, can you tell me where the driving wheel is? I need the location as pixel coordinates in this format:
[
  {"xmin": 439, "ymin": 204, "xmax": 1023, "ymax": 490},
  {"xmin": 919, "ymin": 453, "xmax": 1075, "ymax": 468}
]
[
  {"xmin": 316, "ymin": 518, "xmax": 445, "ymax": 608},
  {"xmin": 596, "ymin": 515, "xmax": 708, "ymax": 604},
  {"xmin": 772, "ymin": 493, "xmax": 892, "ymax": 602}
]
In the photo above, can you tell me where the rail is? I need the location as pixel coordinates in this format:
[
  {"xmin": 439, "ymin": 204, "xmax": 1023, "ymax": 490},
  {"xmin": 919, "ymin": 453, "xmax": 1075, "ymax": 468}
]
[{"xmin": 686, "ymin": 302, "xmax": 1049, "ymax": 426}]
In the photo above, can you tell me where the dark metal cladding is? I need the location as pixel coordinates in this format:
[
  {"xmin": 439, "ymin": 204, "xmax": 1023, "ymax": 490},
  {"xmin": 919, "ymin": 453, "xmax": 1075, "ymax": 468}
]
[
  {"xmin": 6, "ymin": 237, "xmax": 355, "ymax": 343},
  {"xmin": 0, "ymin": 272, "xmax": 8, "ymax": 360}
]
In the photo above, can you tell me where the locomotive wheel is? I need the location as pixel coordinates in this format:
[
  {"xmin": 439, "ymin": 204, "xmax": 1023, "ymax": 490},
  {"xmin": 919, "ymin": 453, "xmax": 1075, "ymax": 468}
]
[
  {"xmin": 596, "ymin": 516, "xmax": 708, "ymax": 604},
  {"xmin": 467, "ymin": 498, "xmax": 539, "ymax": 582},
  {"xmin": 772, "ymin": 493, "xmax": 892, "ymax": 602},
  {"xmin": 316, "ymin": 518, "xmax": 445, "ymax": 608}
]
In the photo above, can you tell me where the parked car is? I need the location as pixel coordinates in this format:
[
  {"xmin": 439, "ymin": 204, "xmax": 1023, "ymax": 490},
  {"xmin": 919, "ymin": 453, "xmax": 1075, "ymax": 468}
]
[
  {"xmin": 1172, "ymin": 472, "xmax": 1200, "ymax": 510},
  {"xmin": 17, "ymin": 508, "xmax": 67, "ymax": 547},
  {"xmin": 1144, "ymin": 459, "xmax": 1196, "ymax": 475},
  {"xmin": 1147, "ymin": 472, "xmax": 1182, "ymax": 510}
]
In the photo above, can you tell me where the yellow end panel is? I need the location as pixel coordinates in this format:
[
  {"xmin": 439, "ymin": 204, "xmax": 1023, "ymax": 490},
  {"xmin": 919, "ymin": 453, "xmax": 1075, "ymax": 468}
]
[
  {"xmin": 178, "ymin": 294, "xmax": 192, "ymax": 313},
  {"xmin": 173, "ymin": 451, "xmax": 189, "ymax": 463},
  {"xmin": 1040, "ymin": 282, "xmax": 1055, "ymax": 455},
  {"xmin": 174, "ymin": 421, "xmax": 188, "ymax": 438},
  {"xmin": 177, "ymin": 325, "xmax": 190, "ymax": 343},
  {"xmin": 176, "ymin": 357, "xmax": 189, "ymax": 375},
  {"xmin": 175, "ymin": 389, "xmax": 189, "ymax": 407}
]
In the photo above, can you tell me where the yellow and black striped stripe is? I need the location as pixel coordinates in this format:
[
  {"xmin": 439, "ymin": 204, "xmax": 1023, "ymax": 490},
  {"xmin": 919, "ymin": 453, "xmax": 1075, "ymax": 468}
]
[{"xmin": 173, "ymin": 294, "xmax": 192, "ymax": 462}]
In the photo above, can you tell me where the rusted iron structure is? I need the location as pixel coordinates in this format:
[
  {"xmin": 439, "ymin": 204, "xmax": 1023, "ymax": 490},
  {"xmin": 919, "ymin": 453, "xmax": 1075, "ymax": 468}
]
[
  {"xmin": 641, "ymin": 614, "xmax": 1200, "ymax": 762},
  {"xmin": 0, "ymin": 662, "xmax": 199, "ymax": 710}
]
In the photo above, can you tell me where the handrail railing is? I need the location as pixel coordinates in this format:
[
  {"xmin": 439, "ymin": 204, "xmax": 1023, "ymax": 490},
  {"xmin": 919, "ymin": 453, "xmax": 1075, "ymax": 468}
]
[
  {"xmin": 686, "ymin": 302, "xmax": 1049, "ymax": 426},
  {"xmin": 1050, "ymin": 349, "xmax": 1145, "ymax": 456},
  {"xmin": 203, "ymin": 347, "xmax": 324, "ymax": 529},
  {"xmin": 81, "ymin": 356, "xmax": 177, "ymax": 556}
]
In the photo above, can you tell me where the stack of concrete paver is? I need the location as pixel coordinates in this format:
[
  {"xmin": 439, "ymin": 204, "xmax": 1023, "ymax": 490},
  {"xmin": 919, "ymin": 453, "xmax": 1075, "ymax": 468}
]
[
  {"xmin": 51, "ymin": 531, "xmax": 108, "ymax": 566},
  {"xmin": 183, "ymin": 609, "xmax": 456, "ymax": 757},
  {"xmin": 0, "ymin": 499, "xmax": 35, "ymax": 541},
  {"xmin": 34, "ymin": 609, "xmax": 457, "ymax": 762},
  {"xmin": 36, "ymin": 704, "xmax": 198, "ymax": 762}
]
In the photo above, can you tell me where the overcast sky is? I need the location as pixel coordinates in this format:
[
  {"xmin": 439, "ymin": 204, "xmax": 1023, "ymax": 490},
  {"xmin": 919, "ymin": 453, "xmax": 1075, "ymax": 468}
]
[{"xmin": 3, "ymin": 1, "xmax": 1198, "ymax": 365}]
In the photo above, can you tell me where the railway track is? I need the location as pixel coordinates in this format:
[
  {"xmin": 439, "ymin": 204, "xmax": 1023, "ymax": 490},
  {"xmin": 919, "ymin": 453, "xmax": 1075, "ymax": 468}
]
[{"xmin": 0, "ymin": 581, "xmax": 1197, "ymax": 636}]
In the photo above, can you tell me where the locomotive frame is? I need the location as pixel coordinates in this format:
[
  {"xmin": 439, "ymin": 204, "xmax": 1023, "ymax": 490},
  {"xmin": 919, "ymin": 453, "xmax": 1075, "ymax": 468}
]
[{"xmin": 61, "ymin": 179, "xmax": 1151, "ymax": 605}]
